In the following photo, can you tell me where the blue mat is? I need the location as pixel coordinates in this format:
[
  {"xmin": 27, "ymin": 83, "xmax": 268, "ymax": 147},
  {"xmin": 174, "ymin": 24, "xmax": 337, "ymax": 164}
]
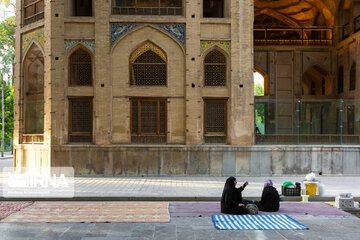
[{"xmin": 212, "ymin": 214, "xmax": 309, "ymax": 230}]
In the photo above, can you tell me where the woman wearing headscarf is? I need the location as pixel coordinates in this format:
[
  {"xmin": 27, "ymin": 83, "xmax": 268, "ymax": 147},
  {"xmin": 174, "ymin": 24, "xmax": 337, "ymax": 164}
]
[
  {"xmin": 259, "ymin": 179, "xmax": 280, "ymax": 212},
  {"xmin": 220, "ymin": 176, "xmax": 248, "ymax": 215}
]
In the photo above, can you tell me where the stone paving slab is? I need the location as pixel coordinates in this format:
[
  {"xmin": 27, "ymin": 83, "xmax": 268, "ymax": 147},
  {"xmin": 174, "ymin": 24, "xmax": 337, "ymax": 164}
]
[
  {"xmin": 0, "ymin": 215, "xmax": 359, "ymax": 240},
  {"xmin": 169, "ymin": 202, "xmax": 353, "ymax": 217},
  {"xmin": 73, "ymin": 176, "xmax": 360, "ymax": 198},
  {"xmin": 1, "ymin": 156, "xmax": 360, "ymax": 200}
]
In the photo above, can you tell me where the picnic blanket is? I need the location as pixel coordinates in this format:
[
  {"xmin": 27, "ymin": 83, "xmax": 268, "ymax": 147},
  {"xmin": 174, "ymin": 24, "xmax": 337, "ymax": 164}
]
[
  {"xmin": 1, "ymin": 202, "xmax": 170, "ymax": 223},
  {"xmin": 0, "ymin": 202, "xmax": 34, "ymax": 220},
  {"xmin": 212, "ymin": 214, "xmax": 309, "ymax": 230}
]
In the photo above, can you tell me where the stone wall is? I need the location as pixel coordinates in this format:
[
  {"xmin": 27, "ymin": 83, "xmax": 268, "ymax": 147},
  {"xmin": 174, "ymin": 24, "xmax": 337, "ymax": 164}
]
[{"xmin": 51, "ymin": 145, "xmax": 360, "ymax": 176}]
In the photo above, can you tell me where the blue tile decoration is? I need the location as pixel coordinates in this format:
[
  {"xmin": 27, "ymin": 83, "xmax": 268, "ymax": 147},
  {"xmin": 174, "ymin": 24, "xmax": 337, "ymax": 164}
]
[
  {"xmin": 110, "ymin": 23, "xmax": 185, "ymax": 48},
  {"xmin": 156, "ymin": 24, "xmax": 185, "ymax": 47},
  {"xmin": 111, "ymin": 23, "xmax": 140, "ymax": 46},
  {"xmin": 200, "ymin": 41, "xmax": 231, "ymax": 54},
  {"xmin": 22, "ymin": 28, "xmax": 44, "ymax": 58},
  {"xmin": 65, "ymin": 40, "xmax": 95, "ymax": 53}
]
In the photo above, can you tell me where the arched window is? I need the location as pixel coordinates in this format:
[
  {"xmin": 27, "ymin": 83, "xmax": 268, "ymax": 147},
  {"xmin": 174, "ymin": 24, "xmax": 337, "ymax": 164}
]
[
  {"xmin": 204, "ymin": 49, "xmax": 226, "ymax": 86},
  {"xmin": 350, "ymin": 62, "xmax": 356, "ymax": 91},
  {"xmin": 130, "ymin": 42, "xmax": 167, "ymax": 86},
  {"xmin": 22, "ymin": 44, "xmax": 44, "ymax": 143},
  {"xmin": 302, "ymin": 66, "xmax": 332, "ymax": 95},
  {"xmin": 69, "ymin": 48, "xmax": 92, "ymax": 86},
  {"xmin": 338, "ymin": 66, "xmax": 344, "ymax": 94},
  {"xmin": 253, "ymin": 68, "xmax": 268, "ymax": 96}
]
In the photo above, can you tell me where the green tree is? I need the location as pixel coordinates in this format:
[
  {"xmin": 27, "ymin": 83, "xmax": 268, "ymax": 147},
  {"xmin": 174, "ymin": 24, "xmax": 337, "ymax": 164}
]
[
  {"xmin": 254, "ymin": 82, "xmax": 264, "ymax": 96},
  {"xmin": 0, "ymin": 16, "xmax": 15, "ymax": 81},
  {"xmin": 0, "ymin": 77, "xmax": 13, "ymax": 139},
  {"xmin": 254, "ymin": 82, "xmax": 265, "ymax": 134},
  {"xmin": 0, "ymin": 15, "xmax": 15, "ymax": 142}
]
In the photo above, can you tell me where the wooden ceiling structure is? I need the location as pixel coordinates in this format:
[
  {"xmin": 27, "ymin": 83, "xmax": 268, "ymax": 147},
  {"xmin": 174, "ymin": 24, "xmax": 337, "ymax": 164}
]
[{"xmin": 254, "ymin": 0, "xmax": 343, "ymax": 27}]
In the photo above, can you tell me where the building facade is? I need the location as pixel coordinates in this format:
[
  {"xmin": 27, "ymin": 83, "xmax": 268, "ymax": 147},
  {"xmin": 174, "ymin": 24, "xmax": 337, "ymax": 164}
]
[{"xmin": 14, "ymin": 0, "xmax": 360, "ymax": 176}]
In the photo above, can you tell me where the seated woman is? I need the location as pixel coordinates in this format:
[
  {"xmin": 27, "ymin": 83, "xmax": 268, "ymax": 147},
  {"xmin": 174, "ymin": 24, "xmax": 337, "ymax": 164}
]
[
  {"xmin": 259, "ymin": 179, "xmax": 280, "ymax": 212},
  {"xmin": 220, "ymin": 176, "xmax": 248, "ymax": 215}
]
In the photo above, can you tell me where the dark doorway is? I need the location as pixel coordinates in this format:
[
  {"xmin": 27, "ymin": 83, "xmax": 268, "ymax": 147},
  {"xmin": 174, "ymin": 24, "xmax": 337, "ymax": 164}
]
[
  {"xmin": 203, "ymin": 0, "xmax": 224, "ymax": 18},
  {"xmin": 75, "ymin": 0, "xmax": 92, "ymax": 16}
]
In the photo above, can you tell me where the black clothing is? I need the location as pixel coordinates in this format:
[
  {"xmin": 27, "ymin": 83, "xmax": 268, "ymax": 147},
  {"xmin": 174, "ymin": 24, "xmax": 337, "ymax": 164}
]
[
  {"xmin": 220, "ymin": 177, "xmax": 247, "ymax": 215},
  {"xmin": 259, "ymin": 186, "xmax": 280, "ymax": 212}
]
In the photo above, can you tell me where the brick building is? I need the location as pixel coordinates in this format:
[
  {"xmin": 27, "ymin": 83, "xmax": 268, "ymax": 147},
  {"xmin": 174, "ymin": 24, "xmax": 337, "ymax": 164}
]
[{"xmin": 14, "ymin": 1, "xmax": 360, "ymax": 176}]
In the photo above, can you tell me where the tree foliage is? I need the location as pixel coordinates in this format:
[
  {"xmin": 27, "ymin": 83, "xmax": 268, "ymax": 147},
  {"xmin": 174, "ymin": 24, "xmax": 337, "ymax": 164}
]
[
  {"xmin": 0, "ymin": 16, "xmax": 15, "ymax": 78},
  {"xmin": 0, "ymin": 15, "xmax": 15, "ymax": 140},
  {"xmin": 254, "ymin": 82, "xmax": 265, "ymax": 134},
  {"xmin": 0, "ymin": 78, "xmax": 14, "ymax": 139},
  {"xmin": 254, "ymin": 82, "xmax": 264, "ymax": 96}
]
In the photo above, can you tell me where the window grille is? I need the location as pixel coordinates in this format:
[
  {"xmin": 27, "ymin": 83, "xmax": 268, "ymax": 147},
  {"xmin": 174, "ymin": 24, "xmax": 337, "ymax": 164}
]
[
  {"xmin": 69, "ymin": 98, "xmax": 92, "ymax": 143},
  {"xmin": 69, "ymin": 48, "xmax": 92, "ymax": 86},
  {"xmin": 204, "ymin": 50, "xmax": 226, "ymax": 86},
  {"xmin": 350, "ymin": 63, "xmax": 356, "ymax": 91},
  {"xmin": 204, "ymin": 99, "xmax": 227, "ymax": 143},
  {"xmin": 130, "ymin": 47, "xmax": 167, "ymax": 86},
  {"xmin": 131, "ymin": 99, "xmax": 166, "ymax": 143},
  {"xmin": 338, "ymin": 67, "xmax": 344, "ymax": 94},
  {"xmin": 112, "ymin": 0, "xmax": 182, "ymax": 15},
  {"xmin": 23, "ymin": 0, "xmax": 44, "ymax": 26}
]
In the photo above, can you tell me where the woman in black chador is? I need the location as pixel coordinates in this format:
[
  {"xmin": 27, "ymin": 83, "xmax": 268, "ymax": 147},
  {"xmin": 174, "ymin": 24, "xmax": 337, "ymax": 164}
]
[
  {"xmin": 220, "ymin": 176, "xmax": 248, "ymax": 215},
  {"xmin": 259, "ymin": 179, "xmax": 280, "ymax": 212}
]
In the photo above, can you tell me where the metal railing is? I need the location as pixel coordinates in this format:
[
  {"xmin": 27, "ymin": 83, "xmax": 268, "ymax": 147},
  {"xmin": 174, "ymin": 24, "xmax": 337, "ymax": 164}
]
[
  {"xmin": 254, "ymin": 27, "xmax": 333, "ymax": 46},
  {"xmin": 254, "ymin": 98, "xmax": 360, "ymax": 145}
]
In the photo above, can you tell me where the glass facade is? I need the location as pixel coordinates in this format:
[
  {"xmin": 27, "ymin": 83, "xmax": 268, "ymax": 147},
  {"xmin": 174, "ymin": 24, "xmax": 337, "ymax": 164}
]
[{"xmin": 254, "ymin": 98, "xmax": 360, "ymax": 145}]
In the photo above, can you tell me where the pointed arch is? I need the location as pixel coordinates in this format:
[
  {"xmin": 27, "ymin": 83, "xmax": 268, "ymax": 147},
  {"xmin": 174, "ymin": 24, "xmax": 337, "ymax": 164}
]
[
  {"xmin": 22, "ymin": 43, "xmax": 45, "ymax": 138},
  {"xmin": 68, "ymin": 45, "xmax": 93, "ymax": 86},
  {"xmin": 129, "ymin": 41, "xmax": 167, "ymax": 86},
  {"xmin": 302, "ymin": 65, "xmax": 332, "ymax": 95},
  {"xmin": 111, "ymin": 24, "xmax": 185, "ymax": 55},
  {"xmin": 65, "ymin": 41, "xmax": 94, "ymax": 54},
  {"xmin": 203, "ymin": 46, "xmax": 228, "ymax": 86},
  {"xmin": 22, "ymin": 41, "xmax": 45, "ymax": 62}
]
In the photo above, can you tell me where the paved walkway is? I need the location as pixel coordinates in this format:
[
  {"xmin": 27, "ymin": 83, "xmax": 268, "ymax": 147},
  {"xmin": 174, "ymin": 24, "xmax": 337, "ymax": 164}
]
[
  {"xmin": 1, "ymin": 159, "xmax": 360, "ymax": 200},
  {"xmin": 72, "ymin": 176, "xmax": 360, "ymax": 199},
  {"xmin": 1, "ymin": 215, "xmax": 360, "ymax": 240}
]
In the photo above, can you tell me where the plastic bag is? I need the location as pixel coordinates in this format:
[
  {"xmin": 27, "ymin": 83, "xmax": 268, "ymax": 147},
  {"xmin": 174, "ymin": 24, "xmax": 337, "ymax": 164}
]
[{"xmin": 305, "ymin": 172, "xmax": 316, "ymax": 181}]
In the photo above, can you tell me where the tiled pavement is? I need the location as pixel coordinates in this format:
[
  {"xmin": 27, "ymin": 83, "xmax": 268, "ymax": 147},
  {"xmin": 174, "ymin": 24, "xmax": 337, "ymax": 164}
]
[
  {"xmin": 1, "ymin": 158, "xmax": 360, "ymax": 199},
  {"xmin": 72, "ymin": 176, "xmax": 360, "ymax": 199},
  {"xmin": 0, "ymin": 215, "xmax": 360, "ymax": 240}
]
